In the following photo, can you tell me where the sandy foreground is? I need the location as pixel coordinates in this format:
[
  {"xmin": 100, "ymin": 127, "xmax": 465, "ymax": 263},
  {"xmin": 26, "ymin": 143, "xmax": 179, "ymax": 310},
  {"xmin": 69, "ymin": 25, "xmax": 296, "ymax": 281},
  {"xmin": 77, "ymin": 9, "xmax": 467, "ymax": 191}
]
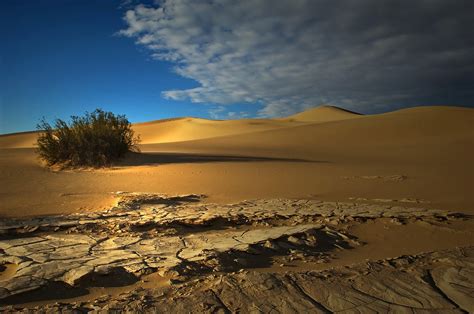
[{"xmin": 0, "ymin": 105, "xmax": 473, "ymax": 311}]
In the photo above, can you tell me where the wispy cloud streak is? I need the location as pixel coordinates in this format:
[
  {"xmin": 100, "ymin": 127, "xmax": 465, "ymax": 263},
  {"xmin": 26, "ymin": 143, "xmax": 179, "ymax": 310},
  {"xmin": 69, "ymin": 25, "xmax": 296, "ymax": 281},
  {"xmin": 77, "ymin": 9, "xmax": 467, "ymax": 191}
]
[{"xmin": 120, "ymin": 0, "xmax": 474, "ymax": 116}]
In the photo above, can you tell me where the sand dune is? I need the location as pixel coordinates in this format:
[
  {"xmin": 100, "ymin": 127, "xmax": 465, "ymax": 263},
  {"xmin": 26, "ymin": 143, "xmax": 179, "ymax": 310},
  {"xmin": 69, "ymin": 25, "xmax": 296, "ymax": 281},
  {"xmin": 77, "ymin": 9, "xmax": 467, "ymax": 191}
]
[
  {"xmin": 133, "ymin": 105, "xmax": 362, "ymax": 144},
  {"xmin": 0, "ymin": 131, "xmax": 38, "ymax": 149},
  {"xmin": 133, "ymin": 117, "xmax": 307, "ymax": 144},
  {"xmin": 136, "ymin": 106, "xmax": 473, "ymax": 210},
  {"xmin": 148, "ymin": 105, "xmax": 472, "ymax": 160},
  {"xmin": 0, "ymin": 105, "xmax": 359, "ymax": 148},
  {"xmin": 0, "ymin": 105, "xmax": 473, "ymax": 217},
  {"xmin": 281, "ymin": 105, "xmax": 362, "ymax": 122},
  {"xmin": 1, "ymin": 105, "xmax": 474, "ymax": 310},
  {"xmin": 0, "ymin": 118, "xmax": 299, "ymax": 148}
]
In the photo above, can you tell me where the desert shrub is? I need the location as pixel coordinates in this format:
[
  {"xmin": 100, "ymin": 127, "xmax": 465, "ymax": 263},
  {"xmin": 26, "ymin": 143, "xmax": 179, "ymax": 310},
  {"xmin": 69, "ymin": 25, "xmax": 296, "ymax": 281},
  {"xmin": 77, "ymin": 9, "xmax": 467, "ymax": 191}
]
[{"xmin": 36, "ymin": 109, "xmax": 140, "ymax": 167}]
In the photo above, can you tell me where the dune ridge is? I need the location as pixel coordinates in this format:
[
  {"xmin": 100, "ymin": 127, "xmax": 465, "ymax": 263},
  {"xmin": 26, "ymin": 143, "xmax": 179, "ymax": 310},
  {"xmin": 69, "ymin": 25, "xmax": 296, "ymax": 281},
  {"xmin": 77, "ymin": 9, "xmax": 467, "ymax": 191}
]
[
  {"xmin": 281, "ymin": 105, "xmax": 362, "ymax": 122},
  {"xmin": 4, "ymin": 105, "xmax": 469, "ymax": 150},
  {"xmin": 0, "ymin": 105, "xmax": 361, "ymax": 148},
  {"xmin": 1, "ymin": 103, "xmax": 474, "ymax": 313},
  {"xmin": 133, "ymin": 117, "xmax": 308, "ymax": 145},
  {"xmin": 0, "ymin": 105, "xmax": 473, "ymax": 218}
]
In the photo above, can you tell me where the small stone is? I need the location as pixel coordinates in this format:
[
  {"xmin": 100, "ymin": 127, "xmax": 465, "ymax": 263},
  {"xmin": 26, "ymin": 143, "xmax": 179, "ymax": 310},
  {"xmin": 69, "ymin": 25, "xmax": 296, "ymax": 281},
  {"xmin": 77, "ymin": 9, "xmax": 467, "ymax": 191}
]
[
  {"xmin": 233, "ymin": 258, "xmax": 248, "ymax": 266},
  {"xmin": 263, "ymin": 240, "xmax": 279, "ymax": 250},
  {"xmin": 390, "ymin": 218, "xmax": 405, "ymax": 225},
  {"xmin": 287, "ymin": 236, "xmax": 304, "ymax": 246}
]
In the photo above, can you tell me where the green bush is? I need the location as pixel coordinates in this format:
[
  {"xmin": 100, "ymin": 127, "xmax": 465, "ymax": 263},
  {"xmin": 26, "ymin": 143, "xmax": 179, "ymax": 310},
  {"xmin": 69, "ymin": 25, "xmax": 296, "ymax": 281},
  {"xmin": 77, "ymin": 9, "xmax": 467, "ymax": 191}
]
[{"xmin": 36, "ymin": 109, "xmax": 140, "ymax": 167}]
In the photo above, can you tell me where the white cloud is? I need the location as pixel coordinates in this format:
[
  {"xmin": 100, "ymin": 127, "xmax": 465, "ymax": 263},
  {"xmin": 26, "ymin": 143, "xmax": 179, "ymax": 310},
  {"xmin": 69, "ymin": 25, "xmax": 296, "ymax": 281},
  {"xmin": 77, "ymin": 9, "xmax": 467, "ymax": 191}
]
[
  {"xmin": 208, "ymin": 105, "xmax": 249, "ymax": 120},
  {"xmin": 208, "ymin": 105, "xmax": 225, "ymax": 119},
  {"xmin": 120, "ymin": 0, "xmax": 474, "ymax": 116}
]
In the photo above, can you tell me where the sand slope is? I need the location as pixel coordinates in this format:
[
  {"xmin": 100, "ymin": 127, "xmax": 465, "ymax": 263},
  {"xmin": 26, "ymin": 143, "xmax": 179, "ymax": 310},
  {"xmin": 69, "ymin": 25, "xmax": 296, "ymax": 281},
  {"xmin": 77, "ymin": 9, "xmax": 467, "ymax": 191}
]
[
  {"xmin": 133, "ymin": 117, "xmax": 308, "ymax": 144},
  {"xmin": 149, "ymin": 106, "xmax": 472, "ymax": 161},
  {"xmin": 1, "ymin": 105, "xmax": 473, "ymax": 310},
  {"xmin": 0, "ymin": 119, "xmax": 302, "ymax": 148},
  {"xmin": 281, "ymin": 105, "xmax": 362, "ymax": 122},
  {"xmin": 0, "ymin": 105, "xmax": 359, "ymax": 148},
  {"xmin": 0, "ymin": 118, "xmax": 299, "ymax": 148},
  {"xmin": 0, "ymin": 131, "xmax": 38, "ymax": 149},
  {"xmin": 0, "ymin": 105, "xmax": 473, "ymax": 217}
]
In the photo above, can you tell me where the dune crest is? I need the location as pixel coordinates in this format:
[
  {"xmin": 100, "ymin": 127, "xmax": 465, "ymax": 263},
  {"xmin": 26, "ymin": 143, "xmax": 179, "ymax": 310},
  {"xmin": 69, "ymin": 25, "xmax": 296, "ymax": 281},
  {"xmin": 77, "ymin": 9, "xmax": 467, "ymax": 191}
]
[
  {"xmin": 1, "ymin": 105, "xmax": 473, "ymax": 311},
  {"xmin": 133, "ymin": 117, "xmax": 306, "ymax": 145},
  {"xmin": 0, "ymin": 104, "xmax": 363, "ymax": 148},
  {"xmin": 281, "ymin": 105, "xmax": 362, "ymax": 122},
  {"xmin": 0, "ymin": 131, "xmax": 39, "ymax": 149},
  {"xmin": 1, "ymin": 106, "xmax": 472, "ymax": 150}
]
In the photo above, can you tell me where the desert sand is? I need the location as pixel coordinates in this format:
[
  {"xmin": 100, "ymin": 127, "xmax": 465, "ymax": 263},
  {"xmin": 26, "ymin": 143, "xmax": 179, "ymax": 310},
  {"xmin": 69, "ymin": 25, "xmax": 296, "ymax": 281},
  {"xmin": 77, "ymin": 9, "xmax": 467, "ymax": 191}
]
[
  {"xmin": 1, "ymin": 105, "xmax": 472, "ymax": 216},
  {"xmin": 1, "ymin": 105, "xmax": 473, "ymax": 311}
]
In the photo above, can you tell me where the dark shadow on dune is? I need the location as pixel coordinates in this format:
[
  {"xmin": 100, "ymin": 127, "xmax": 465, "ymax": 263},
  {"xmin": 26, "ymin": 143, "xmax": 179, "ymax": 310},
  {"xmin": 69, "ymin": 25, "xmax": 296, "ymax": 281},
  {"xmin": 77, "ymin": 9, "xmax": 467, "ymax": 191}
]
[{"xmin": 116, "ymin": 152, "xmax": 322, "ymax": 166}]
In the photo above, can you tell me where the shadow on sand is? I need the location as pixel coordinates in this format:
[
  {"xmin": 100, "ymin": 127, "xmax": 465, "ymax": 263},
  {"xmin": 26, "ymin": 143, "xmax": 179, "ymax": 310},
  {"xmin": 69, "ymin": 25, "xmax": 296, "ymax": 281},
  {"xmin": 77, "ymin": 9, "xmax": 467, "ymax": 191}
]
[{"xmin": 116, "ymin": 152, "xmax": 321, "ymax": 167}]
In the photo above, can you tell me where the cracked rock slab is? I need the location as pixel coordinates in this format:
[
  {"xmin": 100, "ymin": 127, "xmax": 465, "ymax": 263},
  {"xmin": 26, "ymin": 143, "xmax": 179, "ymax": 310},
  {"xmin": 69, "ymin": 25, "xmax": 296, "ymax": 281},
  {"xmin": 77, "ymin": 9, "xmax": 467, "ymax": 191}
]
[
  {"xmin": 0, "ymin": 194, "xmax": 470, "ymax": 310},
  {"xmin": 1, "ymin": 247, "xmax": 473, "ymax": 312},
  {"xmin": 431, "ymin": 266, "xmax": 474, "ymax": 312},
  {"xmin": 0, "ymin": 194, "xmax": 463, "ymax": 236},
  {"xmin": 119, "ymin": 247, "xmax": 474, "ymax": 313},
  {"xmin": 0, "ymin": 222, "xmax": 341, "ymax": 300}
]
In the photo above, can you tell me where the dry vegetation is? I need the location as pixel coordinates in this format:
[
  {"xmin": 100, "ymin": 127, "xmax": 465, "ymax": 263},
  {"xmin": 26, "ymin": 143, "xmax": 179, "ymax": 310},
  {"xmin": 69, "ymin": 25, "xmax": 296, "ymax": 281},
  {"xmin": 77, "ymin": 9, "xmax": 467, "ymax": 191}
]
[{"xmin": 36, "ymin": 109, "xmax": 140, "ymax": 167}]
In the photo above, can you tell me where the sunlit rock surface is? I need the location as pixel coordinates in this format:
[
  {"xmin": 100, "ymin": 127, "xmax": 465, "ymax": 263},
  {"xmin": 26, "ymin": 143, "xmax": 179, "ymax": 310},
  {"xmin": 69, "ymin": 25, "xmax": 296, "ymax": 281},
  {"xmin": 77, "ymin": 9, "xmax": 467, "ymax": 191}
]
[{"xmin": 0, "ymin": 194, "xmax": 472, "ymax": 312}]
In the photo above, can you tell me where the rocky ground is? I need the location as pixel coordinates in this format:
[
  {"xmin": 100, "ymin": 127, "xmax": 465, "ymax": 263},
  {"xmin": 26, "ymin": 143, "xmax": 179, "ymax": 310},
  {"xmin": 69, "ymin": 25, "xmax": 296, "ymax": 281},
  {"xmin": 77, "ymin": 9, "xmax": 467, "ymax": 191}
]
[{"xmin": 0, "ymin": 193, "xmax": 473, "ymax": 313}]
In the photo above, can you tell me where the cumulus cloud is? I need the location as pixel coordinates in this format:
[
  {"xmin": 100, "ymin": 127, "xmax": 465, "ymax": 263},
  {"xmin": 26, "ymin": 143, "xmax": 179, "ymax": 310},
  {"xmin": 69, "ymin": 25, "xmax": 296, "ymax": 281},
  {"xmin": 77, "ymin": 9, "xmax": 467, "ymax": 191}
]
[{"xmin": 120, "ymin": 0, "xmax": 474, "ymax": 116}]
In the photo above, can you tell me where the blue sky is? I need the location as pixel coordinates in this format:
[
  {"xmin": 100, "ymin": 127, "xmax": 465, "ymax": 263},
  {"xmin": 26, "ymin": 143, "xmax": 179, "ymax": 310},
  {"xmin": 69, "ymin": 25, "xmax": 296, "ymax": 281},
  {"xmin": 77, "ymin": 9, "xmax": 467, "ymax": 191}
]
[
  {"xmin": 0, "ymin": 0, "xmax": 258, "ymax": 133},
  {"xmin": 1, "ymin": 0, "xmax": 473, "ymax": 134}
]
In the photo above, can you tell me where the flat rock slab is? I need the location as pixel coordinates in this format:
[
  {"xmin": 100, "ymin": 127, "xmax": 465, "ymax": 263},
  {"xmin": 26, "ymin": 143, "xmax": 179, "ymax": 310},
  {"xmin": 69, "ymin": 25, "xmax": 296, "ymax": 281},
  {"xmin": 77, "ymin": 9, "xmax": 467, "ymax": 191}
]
[
  {"xmin": 0, "ymin": 194, "xmax": 470, "ymax": 310},
  {"xmin": 0, "ymin": 222, "xmax": 335, "ymax": 300},
  {"xmin": 431, "ymin": 266, "xmax": 474, "ymax": 312},
  {"xmin": 113, "ymin": 246, "xmax": 474, "ymax": 313},
  {"xmin": 180, "ymin": 224, "xmax": 318, "ymax": 261},
  {"xmin": 0, "ymin": 194, "xmax": 462, "ymax": 236},
  {"xmin": 3, "ymin": 246, "xmax": 472, "ymax": 312}
]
